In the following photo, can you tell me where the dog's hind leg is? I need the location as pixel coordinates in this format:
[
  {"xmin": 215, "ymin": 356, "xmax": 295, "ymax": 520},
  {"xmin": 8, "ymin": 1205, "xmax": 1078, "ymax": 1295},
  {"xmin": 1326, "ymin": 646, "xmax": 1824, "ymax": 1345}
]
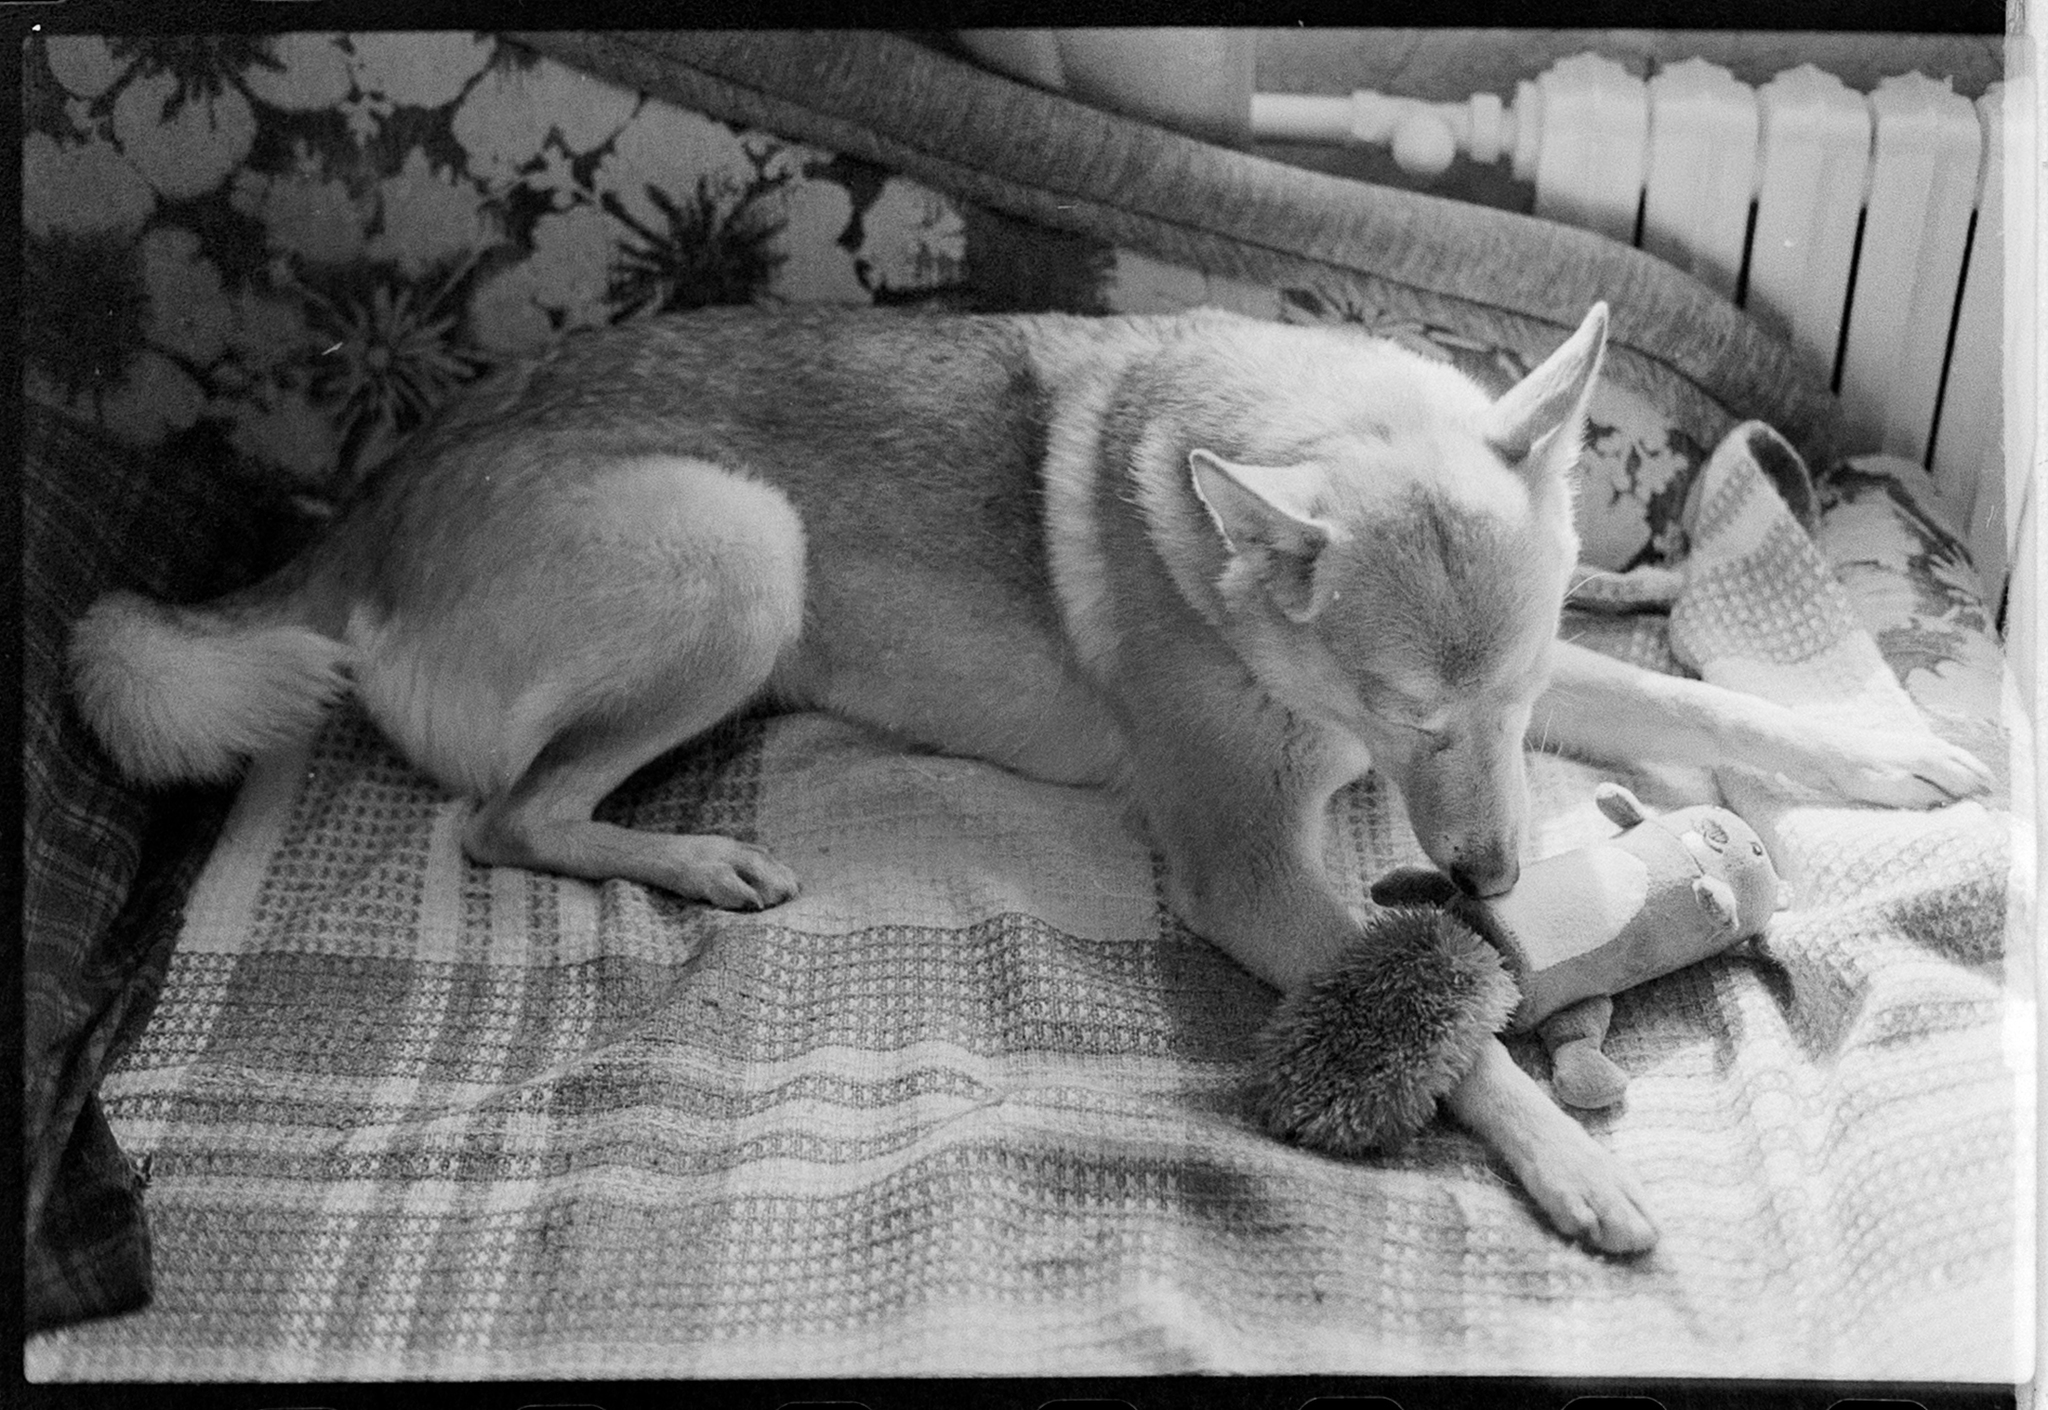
[
  {"xmin": 462, "ymin": 700, "xmax": 799, "ymax": 910},
  {"xmin": 364, "ymin": 454, "xmax": 808, "ymax": 909}
]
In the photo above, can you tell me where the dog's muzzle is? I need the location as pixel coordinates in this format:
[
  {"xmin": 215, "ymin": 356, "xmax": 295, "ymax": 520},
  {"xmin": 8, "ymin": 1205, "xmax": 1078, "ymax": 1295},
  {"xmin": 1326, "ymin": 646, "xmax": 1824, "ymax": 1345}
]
[{"xmin": 1448, "ymin": 855, "xmax": 1520, "ymax": 899}]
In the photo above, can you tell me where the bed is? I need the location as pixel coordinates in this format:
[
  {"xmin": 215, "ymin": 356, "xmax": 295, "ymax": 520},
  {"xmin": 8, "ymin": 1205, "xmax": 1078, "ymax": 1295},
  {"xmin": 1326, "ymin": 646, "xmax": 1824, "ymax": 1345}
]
[{"xmin": 21, "ymin": 29, "xmax": 2027, "ymax": 1385}]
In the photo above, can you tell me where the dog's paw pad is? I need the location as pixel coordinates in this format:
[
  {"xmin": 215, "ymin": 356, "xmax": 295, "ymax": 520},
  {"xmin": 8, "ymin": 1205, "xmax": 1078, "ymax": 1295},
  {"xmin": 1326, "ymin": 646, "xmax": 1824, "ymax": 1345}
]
[
  {"xmin": 1524, "ymin": 1136, "xmax": 1659, "ymax": 1255},
  {"xmin": 1585, "ymin": 1191, "xmax": 1659, "ymax": 1255},
  {"xmin": 731, "ymin": 847, "xmax": 801, "ymax": 909},
  {"xmin": 1826, "ymin": 730, "xmax": 1994, "ymax": 808},
  {"xmin": 680, "ymin": 839, "xmax": 799, "ymax": 910}
]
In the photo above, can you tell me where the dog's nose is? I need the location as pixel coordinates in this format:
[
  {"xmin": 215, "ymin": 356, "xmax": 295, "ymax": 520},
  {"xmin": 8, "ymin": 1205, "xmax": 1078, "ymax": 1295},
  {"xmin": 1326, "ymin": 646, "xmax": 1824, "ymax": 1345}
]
[{"xmin": 1449, "ymin": 858, "xmax": 1518, "ymax": 899}]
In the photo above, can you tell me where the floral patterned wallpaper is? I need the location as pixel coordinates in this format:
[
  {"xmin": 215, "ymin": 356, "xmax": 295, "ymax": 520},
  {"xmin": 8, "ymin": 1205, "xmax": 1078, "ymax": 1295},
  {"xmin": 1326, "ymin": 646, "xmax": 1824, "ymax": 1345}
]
[{"xmin": 22, "ymin": 33, "xmax": 977, "ymax": 494}]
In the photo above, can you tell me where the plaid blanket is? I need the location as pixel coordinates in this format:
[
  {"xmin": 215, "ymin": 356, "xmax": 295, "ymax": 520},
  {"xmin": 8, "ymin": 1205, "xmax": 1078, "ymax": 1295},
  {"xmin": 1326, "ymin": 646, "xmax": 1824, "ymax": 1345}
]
[
  {"xmin": 25, "ymin": 424, "xmax": 2023, "ymax": 1381},
  {"xmin": 20, "ymin": 406, "xmax": 324, "ymax": 1332}
]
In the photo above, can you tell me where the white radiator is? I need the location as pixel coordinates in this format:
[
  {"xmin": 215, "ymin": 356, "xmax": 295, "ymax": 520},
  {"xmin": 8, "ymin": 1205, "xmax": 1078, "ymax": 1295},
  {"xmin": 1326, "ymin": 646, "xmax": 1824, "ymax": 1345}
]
[{"xmin": 1253, "ymin": 56, "xmax": 2021, "ymax": 610}]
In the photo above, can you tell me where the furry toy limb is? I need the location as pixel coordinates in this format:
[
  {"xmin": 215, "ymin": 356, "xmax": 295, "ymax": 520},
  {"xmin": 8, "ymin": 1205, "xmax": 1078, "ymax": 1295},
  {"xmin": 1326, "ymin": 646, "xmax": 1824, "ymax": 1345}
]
[{"xmin": 1249, "ymin": 906, "xmax": 1519, "ymax": 1153}]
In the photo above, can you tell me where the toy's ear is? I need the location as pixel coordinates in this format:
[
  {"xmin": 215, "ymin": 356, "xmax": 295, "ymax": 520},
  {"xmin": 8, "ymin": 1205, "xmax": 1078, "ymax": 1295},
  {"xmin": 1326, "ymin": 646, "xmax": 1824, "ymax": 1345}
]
[
  {"xmin": 1692, "ymin": 875, "xmax": 1740, "ymax": 930},
  {"xmin": 1370, "ymin": 866, "xmax": 1460, "ymax": 908},
  {"xmin": 1594, "ymin": 782, "xmax": 1649, "ymax": 829}
]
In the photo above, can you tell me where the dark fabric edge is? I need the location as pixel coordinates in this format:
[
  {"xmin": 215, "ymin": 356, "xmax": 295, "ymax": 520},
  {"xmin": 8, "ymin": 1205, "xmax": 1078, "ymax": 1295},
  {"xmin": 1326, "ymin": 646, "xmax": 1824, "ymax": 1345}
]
[
  {"xmin": 507, "ymin": 29, "xmax": 1844, "ymax": 471},
  {"xmin": 19, "ymin": 405, "xmax": 288, "ymax": 1333},
  {"xmin": 23, "ymin": 1096, "xmax": 154, "ymax": 1335}
]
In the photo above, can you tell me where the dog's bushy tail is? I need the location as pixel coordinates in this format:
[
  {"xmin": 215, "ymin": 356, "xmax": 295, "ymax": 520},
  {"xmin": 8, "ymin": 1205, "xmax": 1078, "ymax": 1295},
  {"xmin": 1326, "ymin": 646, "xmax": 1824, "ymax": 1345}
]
[{"xmin": 69, "ymin": 589, "xmax": 348, "ymax": 785}]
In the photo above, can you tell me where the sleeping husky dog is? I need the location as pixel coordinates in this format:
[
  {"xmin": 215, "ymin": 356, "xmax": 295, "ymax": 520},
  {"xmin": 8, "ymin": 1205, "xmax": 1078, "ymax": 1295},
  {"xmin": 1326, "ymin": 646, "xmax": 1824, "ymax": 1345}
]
[{"xmin": 71, "ymin": 304, "xmax": 1989, "ymax": 1254}]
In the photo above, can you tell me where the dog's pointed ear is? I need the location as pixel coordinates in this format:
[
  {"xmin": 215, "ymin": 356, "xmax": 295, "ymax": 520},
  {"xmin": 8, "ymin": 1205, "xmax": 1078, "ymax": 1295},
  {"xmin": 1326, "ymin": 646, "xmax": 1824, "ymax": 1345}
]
[
  {"xmin": 1484, "ymin": 303, "xmax": 1608, "ymax": 466},
  {"xmin": 1188, "ymin": 449, "xmax": 1340, "ymax": 623}
]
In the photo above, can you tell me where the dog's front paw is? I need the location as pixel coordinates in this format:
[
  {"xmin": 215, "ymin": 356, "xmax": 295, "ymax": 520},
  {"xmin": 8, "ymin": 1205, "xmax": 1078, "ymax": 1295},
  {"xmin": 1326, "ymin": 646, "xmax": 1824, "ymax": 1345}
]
[
  {"xmin": 1818, "ymin": 727, "xmax": 1994, "ymax": 808},
  {"xmin": 1447, "ymin": 1037, "xmax": 1659, "ymax": 1254},
  {"xmin": 1518, "ymin": 1122, "xmax": 1659, "ymax": 1255}
]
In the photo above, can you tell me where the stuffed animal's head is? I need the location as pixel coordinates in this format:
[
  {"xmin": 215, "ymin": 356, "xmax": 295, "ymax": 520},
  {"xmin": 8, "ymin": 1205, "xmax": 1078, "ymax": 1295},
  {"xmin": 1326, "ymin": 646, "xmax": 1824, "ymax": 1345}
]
[{"xmin": 1594, "ymin": 783, "xmax": 1783, "ymax": 937}]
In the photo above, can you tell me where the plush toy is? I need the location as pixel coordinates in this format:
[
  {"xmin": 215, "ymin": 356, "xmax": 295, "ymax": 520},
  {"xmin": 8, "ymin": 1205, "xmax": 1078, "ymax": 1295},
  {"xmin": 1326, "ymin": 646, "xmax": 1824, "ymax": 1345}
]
[
  {"xmin": 1378, "ymin": 782, "xmax": 1786, "ymax": 1107},
  {"xmin": 1252, "ymin": 783, "xmax": 1782, "ymax": 1152}
]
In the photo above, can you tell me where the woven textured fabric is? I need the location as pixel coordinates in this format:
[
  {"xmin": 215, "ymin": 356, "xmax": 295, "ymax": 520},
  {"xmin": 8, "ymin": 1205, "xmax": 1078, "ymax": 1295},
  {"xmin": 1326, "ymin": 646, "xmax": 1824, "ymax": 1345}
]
[
  {"xmin": 20, "ymin": 406, "xmax": 323, "ymax": 1330},
  {"xmin": 1671, "ymin": 426, "xmax": 2019, "ymax": 1063},
  {"xmin": 24, "ymin": 420, "xmax": 2020, "ymax": 1381}
]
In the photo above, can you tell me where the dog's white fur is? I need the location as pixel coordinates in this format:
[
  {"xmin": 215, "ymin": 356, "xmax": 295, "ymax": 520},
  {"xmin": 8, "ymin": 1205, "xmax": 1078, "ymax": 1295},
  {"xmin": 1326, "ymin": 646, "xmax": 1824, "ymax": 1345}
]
[{"xmin": 71, "ymin": 304, "xmax": 1991, "ymax": 1253}]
